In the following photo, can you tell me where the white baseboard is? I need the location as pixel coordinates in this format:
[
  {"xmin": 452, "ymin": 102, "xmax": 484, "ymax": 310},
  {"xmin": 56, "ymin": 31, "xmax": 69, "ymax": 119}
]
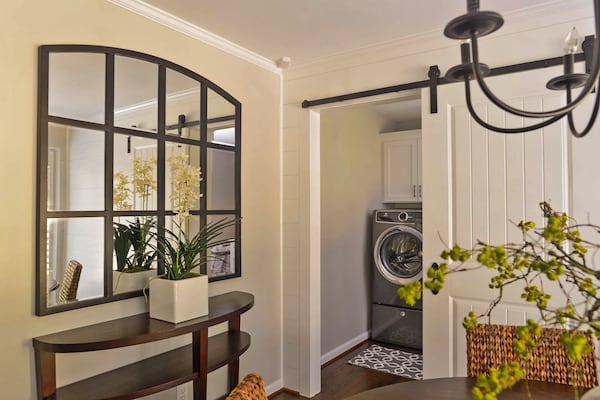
[
  {"xmin": 255, "ymin": 332, "xmax": 370, "ymax": 397},
  {"xmin": 320, "ymin": 331, "xmax": 369, "ymax": 365},
  {"xmin": 265, "ymin": 378, "xmax": 284, "ymax": 396}
]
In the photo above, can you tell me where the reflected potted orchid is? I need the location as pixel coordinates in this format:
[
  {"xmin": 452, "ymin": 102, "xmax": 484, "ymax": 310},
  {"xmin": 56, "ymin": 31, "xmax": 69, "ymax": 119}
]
[{"xmin": 113, "ymin": 157, "xmax": 157, "ymax": 293}]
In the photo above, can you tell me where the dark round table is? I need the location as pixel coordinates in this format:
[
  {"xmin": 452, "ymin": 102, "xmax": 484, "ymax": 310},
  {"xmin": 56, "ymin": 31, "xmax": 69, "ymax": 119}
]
[{"xmin": 344, "ymin": 377, "xmax": 585, "ymax": 399}]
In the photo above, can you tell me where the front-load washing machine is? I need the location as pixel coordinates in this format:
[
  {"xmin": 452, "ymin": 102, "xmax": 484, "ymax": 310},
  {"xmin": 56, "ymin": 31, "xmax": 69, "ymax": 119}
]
[{"xmin": 371, "ymin": 209, "xmax": 423, "ymax": 349}]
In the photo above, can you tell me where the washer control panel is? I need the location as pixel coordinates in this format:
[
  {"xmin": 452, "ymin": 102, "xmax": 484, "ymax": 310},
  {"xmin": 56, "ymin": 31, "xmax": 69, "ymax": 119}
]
[{"xmin": 376, "ymin": 209, "xmax": 422, "ymax": 224}]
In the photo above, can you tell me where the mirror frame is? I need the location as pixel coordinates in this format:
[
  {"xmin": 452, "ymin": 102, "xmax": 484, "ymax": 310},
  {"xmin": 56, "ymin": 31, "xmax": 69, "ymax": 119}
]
[{"xmin": 36, "ymin": 45, "xmax": 242, "ymax": 315}]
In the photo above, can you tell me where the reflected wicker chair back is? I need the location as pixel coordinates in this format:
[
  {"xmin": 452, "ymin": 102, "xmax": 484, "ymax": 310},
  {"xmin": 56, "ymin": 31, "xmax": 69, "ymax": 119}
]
[
  {"xmin": 467, "ymin": 323, "xmax": 598, "ymax": 388},
  {"xmin": 57, "ymin": 259, "xmax": 83, "ymax": 304},
  {"xmin": 226, "ymin": 373, "xmax": 268, "ymax": 400}
]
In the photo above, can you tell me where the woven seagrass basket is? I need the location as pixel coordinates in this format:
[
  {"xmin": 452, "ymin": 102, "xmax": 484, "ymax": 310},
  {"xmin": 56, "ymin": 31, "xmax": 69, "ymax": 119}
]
[
  {"xmin": 466, "ymin": 324, "xmax": 598, "ymax": 388},
  {"xmin": 226, "ymin": 373, "xmax": 268, "ymax": 400}
]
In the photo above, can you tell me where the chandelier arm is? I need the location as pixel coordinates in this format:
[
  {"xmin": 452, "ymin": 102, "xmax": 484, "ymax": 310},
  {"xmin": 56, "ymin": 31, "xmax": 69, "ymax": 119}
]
[
  {"xmin": 566, "ymin": 81, "xmax": 600, "ymax": 138},
  {"xmin": 464, "ymin": 78, "xmax": 565, "ymax": 134},
  {"xmin": 470, "ymin": 27, "xmax": 600, "ymax": 119}
]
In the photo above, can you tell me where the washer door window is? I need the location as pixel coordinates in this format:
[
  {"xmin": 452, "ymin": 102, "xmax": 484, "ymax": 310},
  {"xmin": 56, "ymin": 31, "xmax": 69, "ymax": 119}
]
[{"xmin": 374, "ymin": 226, "xmax": 423, "ymax": 285}]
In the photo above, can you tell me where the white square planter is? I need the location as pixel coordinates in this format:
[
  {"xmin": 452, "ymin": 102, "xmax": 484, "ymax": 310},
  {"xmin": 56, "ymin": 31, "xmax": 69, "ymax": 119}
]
[
  {"xmin": 149, "ymin": 275, "xmax": 208, "ymax": 323},
  {"xmin": 113, "ymin": 269, "xmax": 156, "ymax": 294}
]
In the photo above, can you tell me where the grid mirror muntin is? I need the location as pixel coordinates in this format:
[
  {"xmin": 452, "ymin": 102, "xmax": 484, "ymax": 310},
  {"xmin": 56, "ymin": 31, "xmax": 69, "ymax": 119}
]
[{"xmin": 37, "ymin": 45, "xmax": 241, "ymax": 315}]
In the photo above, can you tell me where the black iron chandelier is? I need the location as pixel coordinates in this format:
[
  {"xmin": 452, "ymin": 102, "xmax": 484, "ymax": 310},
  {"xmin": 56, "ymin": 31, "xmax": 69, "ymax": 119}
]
[{"xmin": 443, "ymin": 0, "xmax": 600, "ymax": 136}]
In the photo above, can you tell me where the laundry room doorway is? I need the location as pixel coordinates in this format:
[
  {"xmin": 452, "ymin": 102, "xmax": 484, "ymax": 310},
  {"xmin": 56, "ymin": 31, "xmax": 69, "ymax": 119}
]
[{"xmin": 319, "ymin": 92, "xmax": 422, "ymax": 365}]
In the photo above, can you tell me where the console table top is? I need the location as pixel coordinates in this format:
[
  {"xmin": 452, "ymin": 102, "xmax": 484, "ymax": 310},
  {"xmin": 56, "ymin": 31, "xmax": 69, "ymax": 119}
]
[{"xmin": 33, "ymin": 291, "xmax": 254, "ymax": 353}]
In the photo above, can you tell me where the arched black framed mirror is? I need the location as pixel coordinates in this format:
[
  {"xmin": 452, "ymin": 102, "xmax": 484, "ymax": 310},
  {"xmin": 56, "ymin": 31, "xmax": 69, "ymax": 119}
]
[{"xmin": 36, "ymin": 45, "xmax": 241, "ymax": 315}]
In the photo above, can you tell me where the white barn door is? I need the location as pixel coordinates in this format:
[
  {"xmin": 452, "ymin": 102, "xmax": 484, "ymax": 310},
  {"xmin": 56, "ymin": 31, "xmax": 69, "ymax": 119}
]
[{"xmin": 420, "ymin": 66, "xmax": 571, "ymax": 379}]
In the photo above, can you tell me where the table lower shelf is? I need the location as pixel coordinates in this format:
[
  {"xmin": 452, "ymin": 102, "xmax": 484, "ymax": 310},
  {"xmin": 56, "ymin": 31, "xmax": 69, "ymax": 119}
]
[{"xmin": 52, "ymin": 331, "xmax": 250, "ymax": 400}]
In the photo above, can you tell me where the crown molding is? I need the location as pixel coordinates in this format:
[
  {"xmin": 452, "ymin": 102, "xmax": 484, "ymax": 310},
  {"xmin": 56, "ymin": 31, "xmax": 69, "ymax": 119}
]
[{"xmin": 106, "ymin": 0, "xmax": 281, "ymax": 75}]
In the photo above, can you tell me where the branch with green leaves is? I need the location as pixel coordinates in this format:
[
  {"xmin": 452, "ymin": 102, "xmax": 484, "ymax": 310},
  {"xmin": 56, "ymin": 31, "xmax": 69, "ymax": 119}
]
[
  {"xmin": 398, "ymin": 202, "xmax": 600, "ymax": 399},
  {"xmin": 400, "ymin": 202, "xmax": 600, "ymax": 338}
]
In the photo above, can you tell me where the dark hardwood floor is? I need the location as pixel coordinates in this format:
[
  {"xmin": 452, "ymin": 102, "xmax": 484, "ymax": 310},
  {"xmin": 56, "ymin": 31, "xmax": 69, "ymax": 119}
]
[{"xmin": 270, "ymin": 340, "xmax": 417, "ymax": 400}]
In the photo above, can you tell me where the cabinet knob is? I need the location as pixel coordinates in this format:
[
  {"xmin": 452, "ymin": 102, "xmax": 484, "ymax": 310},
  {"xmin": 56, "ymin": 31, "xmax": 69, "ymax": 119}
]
[{"xmin": 413, "ymin": 185, "xmax": 416, "ymax": 197}]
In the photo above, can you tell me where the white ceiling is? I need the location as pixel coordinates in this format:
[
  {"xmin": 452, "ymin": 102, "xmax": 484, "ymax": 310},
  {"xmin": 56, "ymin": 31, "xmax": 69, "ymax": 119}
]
[
  {"xmin": 142, "ymin": 0, "xmax": 554, "ymax": 66},
  {"xmin": 135, "ymin": 0, "xmax": 564, "ymax": 125}
]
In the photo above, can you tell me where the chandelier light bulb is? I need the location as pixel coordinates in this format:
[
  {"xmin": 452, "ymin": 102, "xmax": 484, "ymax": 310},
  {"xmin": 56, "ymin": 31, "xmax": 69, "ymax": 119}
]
[{"xmin": 564, "ymin": 26, "xmax": 581, "ymax": 54}]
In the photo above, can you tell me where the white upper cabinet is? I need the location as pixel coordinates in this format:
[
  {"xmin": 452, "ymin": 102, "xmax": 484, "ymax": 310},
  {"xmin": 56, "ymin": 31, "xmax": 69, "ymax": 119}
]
[{"xmin": 382, "ymin": 130, "xmax": 422, "ymax": 203}]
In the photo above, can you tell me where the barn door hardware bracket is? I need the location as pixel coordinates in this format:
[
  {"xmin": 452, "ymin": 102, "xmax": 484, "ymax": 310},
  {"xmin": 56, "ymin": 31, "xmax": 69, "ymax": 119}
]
[{"xmin": 428, "ymin": 65, "xmax": 441, "ymax": 114}]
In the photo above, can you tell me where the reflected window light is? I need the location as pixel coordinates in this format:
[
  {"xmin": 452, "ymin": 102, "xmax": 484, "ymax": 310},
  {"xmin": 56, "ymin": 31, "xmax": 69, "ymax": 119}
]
[{"xmin": 212, "ymin": 127, "xmax": 235, "ymax": 146}]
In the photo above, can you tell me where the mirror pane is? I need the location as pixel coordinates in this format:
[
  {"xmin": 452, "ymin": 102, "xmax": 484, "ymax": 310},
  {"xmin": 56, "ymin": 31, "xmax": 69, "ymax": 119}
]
[
  {"xmin": 113, "ymin": 134, "xmax": 158, "ymax": 211},
  {"xmin": 162, "ymin": 214, "xmax": 236, "ymax": 278},
  {"xmin": 166, "ymin": 68, "xmax": 201, "ymax": 141},
  {"xmin": 164, "ymin": 214, "xmax": 202, "ymax": 275},
  {"xmin": 114, "ymin": 56, "xmax": 158, "ymax": 133},
  {"xmin": 207, "ymin": 214, "xmax": 237, "ymax": 278},
  {"xmin": 209, "ymin": 126, "xmax": 235, "ymax": 147},
  {"xmin": 48, "ymin": 52, "xmax": 105, "ymax": 123},
  {"xmin": 165, "ymin": 143, "xmax": 202, "ymax": 213},
  {"xmin": 206, "ymin": 148, "xmax": 235, "ymax": 210},
  {"xmin": 47, "ymin": 123, "xmax": 105, "ymax": 211},
  {"xmin": 46, "ymin": 217, "xmax": 104, "ymax": 307},
  {"xmin": 207, "ymin": 88, "xmax": 236, "ymax": 146},
  {"xmin": 112, "ymin": 216, "xmax": 157, "ymax": 294}
]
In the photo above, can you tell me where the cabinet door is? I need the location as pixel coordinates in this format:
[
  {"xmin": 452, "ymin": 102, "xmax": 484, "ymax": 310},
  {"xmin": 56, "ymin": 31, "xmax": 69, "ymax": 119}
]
[{"xmin": 383, "ymin": 134, "xmax": 421, "ymax": 202}]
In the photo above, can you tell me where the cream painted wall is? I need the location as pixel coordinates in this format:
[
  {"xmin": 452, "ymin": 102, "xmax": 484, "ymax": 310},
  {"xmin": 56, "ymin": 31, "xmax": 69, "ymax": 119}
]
[
  {"xmin": 281, "ymin": 2, "xmax": 597, "ymax": 393},
  {"xmin": 319, "ymin": 107, "xmax": 386, "ymax": 357},
  {"xmin": 0, "ymin": 1, "xmax": 281, "ymax": 399}
]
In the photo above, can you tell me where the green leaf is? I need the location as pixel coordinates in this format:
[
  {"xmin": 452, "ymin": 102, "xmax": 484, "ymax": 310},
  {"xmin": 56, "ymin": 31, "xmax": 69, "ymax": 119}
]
[
  {"xmin": 462, "ymin": 311, "xmax": 479, "ymax": 331},
  {"xmin": 397, "ymin": 281, "xmax": 422, "ymax": 306},
  {"xmin": 153, "ymin": 217, "xmax": 240, "ymax": 280}
]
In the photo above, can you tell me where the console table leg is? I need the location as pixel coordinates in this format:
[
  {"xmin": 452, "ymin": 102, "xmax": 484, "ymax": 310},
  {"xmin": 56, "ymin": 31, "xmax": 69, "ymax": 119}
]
[
  {"xmin": 193, "ymin": 329, "xmax": 209, "ymax": 400},
  {"xmin": 228, "ymin": 316, "xmax": 240, "ymax": 331},
  {"xmin": 227, "ymin": 316, "xmax": 241, "ymax": 391},
  {"xmin": 228, "ymin": 359, "xmax": 240, "ymax": 392},
  {"xmin": 35, "ymin": 349, "xmax": 55, "ymax": 400}
]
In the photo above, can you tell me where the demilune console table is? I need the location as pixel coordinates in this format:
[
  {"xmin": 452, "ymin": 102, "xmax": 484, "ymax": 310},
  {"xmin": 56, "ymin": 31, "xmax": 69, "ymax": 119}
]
[{"xmin": 33, "ymin": 291, "xmax": 254, "ymax": 400}]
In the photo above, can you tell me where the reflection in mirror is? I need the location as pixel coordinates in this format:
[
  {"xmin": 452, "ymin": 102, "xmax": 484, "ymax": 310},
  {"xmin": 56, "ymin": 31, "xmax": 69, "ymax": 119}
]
[
  {"xmin": 207, "ymin": 87, "xmax": 236, "ymax": 146},
  {"xmin": 207, "ymin": 148, "xmax": 235, "ymax": 210},
  {"xmin": 114, "ymin": 134, "xmax": 158, "ymax": 211},
  {"xmin": 112, "ymin": 216, "xmax": 157, "ymax": 294},
  {"xmin": 166, "ymin": 68, "xmax": 201, "ymax": 141},
  {"xmin": 165, "ymin": 143, "xmax": 202, "ymax": 213},
  {"xmin": 46, "ymin": 217, "xmax": 104, "ymax": 307},
  {"xmin": 38, "ymin": 45, "xmax": 241, "ymax": 315},
  {"xmin": 207, "ymin": 214, "xmax": 237, "ymax": 279},
  {"xmin": 165, "ymin": 214, "xmax": 201, "ymax": 242},
  {"xmin": 112, "ymin": 133, "xmax": 159, "ymax": 294},
  {"xmin": 162, "ymin": 214, "xmax": 236, "ymax": 279},
  {"xmin": 114, "ymin": 56, "xmax": 158, "ymax": 133},
  {"xmin": 48, "ymin": 123, "xmax": 105, "ymax": 211},
  {"xmin": 209, "ymin": 126, "xmax": 235, "ymax": 147},
  {"xmin": 48, "ymin": 53, "xmax": 105, "ymax": 123},
  {"xmin": 164, "ymin": 214, "xmax": 202, "ymax": 273}
]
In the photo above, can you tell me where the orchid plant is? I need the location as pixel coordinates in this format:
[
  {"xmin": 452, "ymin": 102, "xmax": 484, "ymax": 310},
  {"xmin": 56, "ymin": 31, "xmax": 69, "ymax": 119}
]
[{"xmin": 153, "ymin": 153, "xmax": 237, "ymax": 281}]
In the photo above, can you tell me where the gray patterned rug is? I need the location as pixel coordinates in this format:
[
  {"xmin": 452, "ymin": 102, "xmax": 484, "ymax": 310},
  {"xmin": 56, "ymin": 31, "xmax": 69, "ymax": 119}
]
[{"xmin": 347, "ymin": 344, "xmax": 423, "ymax": 380}]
